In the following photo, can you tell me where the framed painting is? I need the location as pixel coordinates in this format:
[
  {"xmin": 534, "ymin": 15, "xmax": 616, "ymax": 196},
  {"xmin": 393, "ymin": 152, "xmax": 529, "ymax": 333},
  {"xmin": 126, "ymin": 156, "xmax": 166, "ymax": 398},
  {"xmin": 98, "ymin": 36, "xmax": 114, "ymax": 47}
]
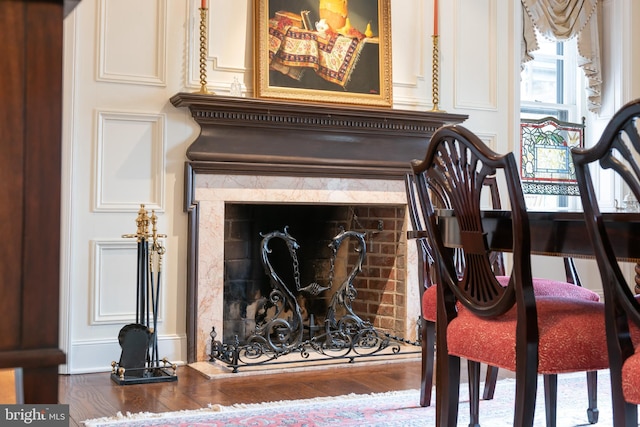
[{"xmin": 254, "ymin": 0, "xmax": 392, "ymax": 107}]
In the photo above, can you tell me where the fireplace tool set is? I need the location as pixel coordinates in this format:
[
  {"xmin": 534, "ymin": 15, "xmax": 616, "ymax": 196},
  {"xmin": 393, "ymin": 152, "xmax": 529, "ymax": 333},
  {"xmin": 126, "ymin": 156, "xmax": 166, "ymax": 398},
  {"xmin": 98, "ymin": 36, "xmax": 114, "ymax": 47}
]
[
  {"xmin": 210, "ymin": 227, "xmax": 418, "ymax": 372},
  {"xmin": 111, "ymin": 204, "xmax": 177, "ymax": 385}
]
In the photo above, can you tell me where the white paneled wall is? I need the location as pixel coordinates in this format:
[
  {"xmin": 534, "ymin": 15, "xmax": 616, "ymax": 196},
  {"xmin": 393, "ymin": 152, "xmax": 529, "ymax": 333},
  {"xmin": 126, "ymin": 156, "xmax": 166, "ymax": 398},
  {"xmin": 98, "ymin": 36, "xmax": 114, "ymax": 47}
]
[
  {"xmin": 204, "ymin": 0, "xmax": 252, "ymax": 87},
  {"xmin": 453, "ymin": 0, "xmax": 498, "ymax": 111},
  {"xmin": 58, "ymin": 0, "xmax": 520, "ymax": 374},
  {"xmin": 97, "ymin": 0, "xmax": 167, "ymax": 86},
  {"xmin": 60, "ymin": 0, "xmax": 637, "ymax": 373},
  {"xmin": 94, "ymin": 111, "xmax": 165, "ymax": 211},
  {"xmin": 90, "ymin": 240, "xmax": 140, "ymax": 324},
  {"xmin": 62, "ymin": 0, "xmax": 194, "ymax": 373}
]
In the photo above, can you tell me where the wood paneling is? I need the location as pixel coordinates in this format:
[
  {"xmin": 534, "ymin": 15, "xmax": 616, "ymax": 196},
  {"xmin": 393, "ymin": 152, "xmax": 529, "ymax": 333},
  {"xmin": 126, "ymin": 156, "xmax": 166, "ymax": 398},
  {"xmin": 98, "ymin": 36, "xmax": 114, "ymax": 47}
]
[{"xmin": 0, "ymin": 0, "xmax": 67, "ymax": 403}]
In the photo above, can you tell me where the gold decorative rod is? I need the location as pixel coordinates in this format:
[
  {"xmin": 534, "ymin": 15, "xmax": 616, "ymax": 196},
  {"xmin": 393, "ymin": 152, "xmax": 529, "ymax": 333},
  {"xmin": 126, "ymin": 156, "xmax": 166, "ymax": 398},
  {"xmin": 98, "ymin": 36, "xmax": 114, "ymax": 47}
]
[
  {"xmin": 196, "ymin": 1, "xmax": 213, "ymax": 94},
  {"xmin": 431, "ymin": 0, "xmax": 444, "ymax": 112}
]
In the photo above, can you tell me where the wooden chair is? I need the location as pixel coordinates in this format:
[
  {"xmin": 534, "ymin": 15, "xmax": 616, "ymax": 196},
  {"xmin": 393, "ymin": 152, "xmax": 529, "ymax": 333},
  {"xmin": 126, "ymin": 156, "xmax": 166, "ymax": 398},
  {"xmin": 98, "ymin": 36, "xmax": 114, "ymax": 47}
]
[
  {"xmin": 572, "ymin": 98, "xmax": 640, "ymax": 427},
  {"xmin": 410, "ymin": 124, "xmax": 609, "ymax": 426},
  {"xmin": 405, "ymin": 173, "xmax": 600, "ymax": 411},
  {"xmin": 405, "ymin": 173, "xmax": 503, "ymax": 407}
]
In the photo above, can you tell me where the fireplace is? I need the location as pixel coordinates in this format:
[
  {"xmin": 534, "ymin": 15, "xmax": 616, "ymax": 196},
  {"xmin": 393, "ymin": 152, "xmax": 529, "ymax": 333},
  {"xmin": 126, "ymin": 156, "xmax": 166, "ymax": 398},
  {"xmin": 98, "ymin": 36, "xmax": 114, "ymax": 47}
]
[
  {"xmin": 171, "ymin": 93, "xmax": 467, "ymax": 363},
  {"xmin": 222, "ymin": 202, "xmax": 408, "ymax": 344}
]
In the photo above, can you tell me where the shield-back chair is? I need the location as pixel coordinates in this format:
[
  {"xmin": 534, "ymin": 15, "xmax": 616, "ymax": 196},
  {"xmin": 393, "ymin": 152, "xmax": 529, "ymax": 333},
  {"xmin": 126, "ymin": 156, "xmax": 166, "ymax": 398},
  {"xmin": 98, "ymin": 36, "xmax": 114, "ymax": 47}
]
[
  {"xmin": 405, "ymin": 173, "xmax": 599, "ymax": 410},
  {"xmin": 410, "ymin": 124, "xmax": 609, "ymax": 426},
  {"xmin": 572, "ymin": 98, "xmax": 640, "ymax": 427}
]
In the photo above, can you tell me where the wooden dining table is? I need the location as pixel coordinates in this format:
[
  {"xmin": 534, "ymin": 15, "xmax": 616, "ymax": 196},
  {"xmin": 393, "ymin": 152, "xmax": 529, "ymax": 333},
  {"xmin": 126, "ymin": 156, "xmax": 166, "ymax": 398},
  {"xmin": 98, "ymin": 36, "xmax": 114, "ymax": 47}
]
[{"xmin": 431, "ymin": 209, "xmax": 640, "ymax": 290}]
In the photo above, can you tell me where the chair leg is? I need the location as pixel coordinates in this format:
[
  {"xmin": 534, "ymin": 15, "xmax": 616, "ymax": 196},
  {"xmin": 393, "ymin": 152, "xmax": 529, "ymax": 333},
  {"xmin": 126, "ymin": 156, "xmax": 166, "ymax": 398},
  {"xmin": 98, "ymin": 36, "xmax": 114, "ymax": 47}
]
[
  {"xmin": 468, "ymin": 360, "xmax": 481, "ymax": 427},
  {"xmin": 436, "ymin": 354, "xmax": 461, "ymax": 427},
  {"xmin": 514, "ymin": 360, "xmax": 537, "ymax": 427},
  {"xmin": 420, "ymin": 319, "xmax": 436, "ymax": 407},
  {"xmin": 544, "ymin": 374, "xmax": 558, "ymax": 427},
  {"xmin": 609, "ymin": 356, "xmax": 639, "ymax": 426},
  {"xmin": 482, "ymin": 365, "xmax": 499, "ymax": 400},
  {"xmin": 586, "ymin": 371, "xmax": 599, "ymax": 424}
]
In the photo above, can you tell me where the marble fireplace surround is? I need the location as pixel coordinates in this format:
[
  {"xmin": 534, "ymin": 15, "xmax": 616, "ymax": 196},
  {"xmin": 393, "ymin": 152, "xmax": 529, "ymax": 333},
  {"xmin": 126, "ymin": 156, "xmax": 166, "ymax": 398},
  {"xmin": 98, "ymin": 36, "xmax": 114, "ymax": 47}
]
[{"xmin": 171, "ymin": 93, "xmax": 467, "ymax": 363}]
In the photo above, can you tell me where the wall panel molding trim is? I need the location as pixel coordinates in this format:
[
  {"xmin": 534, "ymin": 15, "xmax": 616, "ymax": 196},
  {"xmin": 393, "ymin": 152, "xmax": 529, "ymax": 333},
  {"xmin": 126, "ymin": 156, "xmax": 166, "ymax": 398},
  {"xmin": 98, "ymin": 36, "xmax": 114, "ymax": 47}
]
[
  {"xmin": 97, "ymin": 0, "xmax": 167, "ymax": 86},
  {"xmin": 91, "ymin": 240, "xmax": 138, "ymax": 325},
  {"xmin": 453, "ymin": 0, "xmax": 498, "ymax": 111},
  {"xmin": 475, "ymin": 131, "xmax": 498, "ymax": 151},
  {"xmin": 60, "ymin": 5, "xmax": 80, "ymax": 374},
  {"xmin": 187, "ymin": 0, "xmax": 251, "ymax": 91},
  {"xmin": 94, "ymin": 111, "xmax": 166, "ymax": 212},
  {"xmin": 91, "ymin": 240, "xmax": 165, "ymax": 325}
]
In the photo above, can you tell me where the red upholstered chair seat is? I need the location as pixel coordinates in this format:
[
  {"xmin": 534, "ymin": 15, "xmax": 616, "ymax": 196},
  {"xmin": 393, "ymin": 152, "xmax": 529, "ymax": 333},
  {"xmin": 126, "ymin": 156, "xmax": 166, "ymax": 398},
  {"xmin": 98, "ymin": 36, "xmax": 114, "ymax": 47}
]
[
  {"xmin": 421, "ymin": 285, "xmax": 438, "ymax": 322},
  {"xmin": 621, "ymin": 321, "xmax": 640, "ymax": 404},
  {"xmin": 521, "ymin": 277, "xmax": 601, "ymax": 301},
  {"xmin": 448, "ymin": 296, "xmax": 609, "ymax": 373},
  {"xmin": 421, "ymin": 276, "xmax": 600, "ymax": 323},
  {"xmin": 622, "ymin": 350, "xmax": 640, "ymax": 404}
]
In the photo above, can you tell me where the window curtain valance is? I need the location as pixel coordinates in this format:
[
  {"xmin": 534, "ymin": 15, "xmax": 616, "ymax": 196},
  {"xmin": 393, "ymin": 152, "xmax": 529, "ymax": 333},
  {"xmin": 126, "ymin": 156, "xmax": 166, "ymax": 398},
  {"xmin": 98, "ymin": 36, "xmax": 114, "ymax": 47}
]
[{"xmin": 521, "ymin": 0, "xmax": 601, "ymax": 113}]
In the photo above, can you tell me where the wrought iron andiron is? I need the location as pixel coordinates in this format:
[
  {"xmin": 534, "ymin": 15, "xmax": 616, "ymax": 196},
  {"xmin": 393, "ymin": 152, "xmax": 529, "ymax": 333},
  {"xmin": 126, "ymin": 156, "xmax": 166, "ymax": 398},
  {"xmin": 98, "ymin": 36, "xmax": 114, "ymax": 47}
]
[{"xmin": 210, "ymin": 227, "xmax": 418, "ymax": 372}]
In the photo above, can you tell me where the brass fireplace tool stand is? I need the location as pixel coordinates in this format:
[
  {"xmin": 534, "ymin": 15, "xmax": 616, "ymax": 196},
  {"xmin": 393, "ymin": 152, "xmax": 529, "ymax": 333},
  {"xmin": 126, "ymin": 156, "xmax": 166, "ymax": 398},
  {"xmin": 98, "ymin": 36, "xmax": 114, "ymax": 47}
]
[{"xmin": 111, "ymin": 204, "xmax": 177, "ymax": 385}]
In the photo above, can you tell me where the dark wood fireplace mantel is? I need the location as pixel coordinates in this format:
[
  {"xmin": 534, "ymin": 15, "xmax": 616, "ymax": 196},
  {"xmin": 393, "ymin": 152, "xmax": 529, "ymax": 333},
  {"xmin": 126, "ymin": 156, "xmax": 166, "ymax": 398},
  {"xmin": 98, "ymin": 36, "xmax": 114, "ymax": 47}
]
[
  {"xmin": 170, "ymin": 93, "xmax": 467, "ymax": 180},
  {"xmin": 170, "ymin": 93, "xmax": 467, "ymax": 362}
]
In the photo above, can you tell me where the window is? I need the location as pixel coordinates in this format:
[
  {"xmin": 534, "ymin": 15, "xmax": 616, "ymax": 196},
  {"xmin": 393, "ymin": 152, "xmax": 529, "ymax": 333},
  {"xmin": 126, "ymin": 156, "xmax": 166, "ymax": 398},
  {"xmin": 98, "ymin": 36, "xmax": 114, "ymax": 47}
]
[
  {"xmin": 520, "ymin": 34, "xmax": 583, "ymax": 210},
  {"xmin": 521, "ymin": 35, "xmax": 580, "ymax": 122}
]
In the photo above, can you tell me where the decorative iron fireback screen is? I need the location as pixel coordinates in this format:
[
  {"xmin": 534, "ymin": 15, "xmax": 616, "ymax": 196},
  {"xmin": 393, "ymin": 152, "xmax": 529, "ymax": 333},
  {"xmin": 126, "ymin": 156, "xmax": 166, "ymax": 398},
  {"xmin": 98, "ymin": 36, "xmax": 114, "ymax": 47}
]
[{"xmin": 520, "ymin": 117, "xmax": 585, "ymax": 196}]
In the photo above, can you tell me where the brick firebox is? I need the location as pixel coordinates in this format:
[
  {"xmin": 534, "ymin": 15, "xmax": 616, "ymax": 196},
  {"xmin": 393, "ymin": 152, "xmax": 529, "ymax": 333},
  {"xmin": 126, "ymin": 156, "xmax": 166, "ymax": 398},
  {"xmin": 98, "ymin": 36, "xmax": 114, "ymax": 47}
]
[{"xmin": 223, "ymin": 203, "xmax": 407, "ymax": 344}]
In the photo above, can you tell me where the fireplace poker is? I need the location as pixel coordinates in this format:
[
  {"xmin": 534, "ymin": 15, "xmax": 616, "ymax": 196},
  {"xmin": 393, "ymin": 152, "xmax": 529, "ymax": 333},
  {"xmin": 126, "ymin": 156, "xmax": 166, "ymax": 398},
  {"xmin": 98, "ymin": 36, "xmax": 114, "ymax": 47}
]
[{"xmin": 148, "ymin": 210, "xmax": 166, "ymax": 366}]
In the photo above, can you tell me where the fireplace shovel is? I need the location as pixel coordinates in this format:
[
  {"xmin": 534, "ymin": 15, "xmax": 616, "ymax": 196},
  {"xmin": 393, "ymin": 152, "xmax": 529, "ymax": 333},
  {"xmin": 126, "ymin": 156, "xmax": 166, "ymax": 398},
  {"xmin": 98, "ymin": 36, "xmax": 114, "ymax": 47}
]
[{"xmin": 116, "ymin": 323, "xmax": 151, "ymax": 378}]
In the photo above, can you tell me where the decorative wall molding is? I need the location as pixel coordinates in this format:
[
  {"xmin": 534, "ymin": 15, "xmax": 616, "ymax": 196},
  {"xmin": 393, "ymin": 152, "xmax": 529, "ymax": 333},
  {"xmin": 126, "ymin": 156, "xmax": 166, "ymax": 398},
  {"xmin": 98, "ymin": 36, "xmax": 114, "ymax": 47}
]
[
  {"xmin": 453, "ymin": 0, "xmax": 498, "ymax": 111},
  {"xmin": 475, "ymin": 131, "xmax": 498, "ymax": 151},
  {"xmin": 91, "ymin": 239, "xmax": 165, "ymax": 325},
  {"xmin": 97, "ymin": 0, "xmax": 167, "ymax": 86},
  {"xmin": 94, "ymin": 111, "xmax": 166, "ymax": 212},
  {"xmin": 91, "ymin": 240, "xmax": 136, "ymax": 324},
  {"xmin": 59, "ymin": 7, "xmax": 80, "ymax": 374}
]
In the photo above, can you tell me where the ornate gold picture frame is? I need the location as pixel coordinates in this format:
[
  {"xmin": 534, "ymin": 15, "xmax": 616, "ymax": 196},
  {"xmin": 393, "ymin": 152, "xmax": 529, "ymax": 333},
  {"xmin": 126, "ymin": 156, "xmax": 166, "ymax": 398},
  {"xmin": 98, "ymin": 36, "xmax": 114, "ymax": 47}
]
[{"xmin": 254, "ymin": 0, "xmax": 392, "ymax": 107}]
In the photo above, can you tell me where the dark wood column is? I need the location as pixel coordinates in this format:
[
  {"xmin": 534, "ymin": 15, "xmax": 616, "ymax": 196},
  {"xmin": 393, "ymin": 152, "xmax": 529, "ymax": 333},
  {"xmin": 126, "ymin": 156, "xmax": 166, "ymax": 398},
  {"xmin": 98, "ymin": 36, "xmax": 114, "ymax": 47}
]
[{"xmin": 0, "ymin": 0, "xmax": 69, "ymax": 403}]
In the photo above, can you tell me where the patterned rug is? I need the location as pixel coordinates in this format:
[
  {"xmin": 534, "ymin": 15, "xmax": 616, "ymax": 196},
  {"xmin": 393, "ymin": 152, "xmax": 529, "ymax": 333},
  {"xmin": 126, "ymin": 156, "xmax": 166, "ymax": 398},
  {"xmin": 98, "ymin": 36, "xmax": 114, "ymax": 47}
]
[{"xmin": 83, "ymin": 371, "xmax": 616, "ymax": 426}]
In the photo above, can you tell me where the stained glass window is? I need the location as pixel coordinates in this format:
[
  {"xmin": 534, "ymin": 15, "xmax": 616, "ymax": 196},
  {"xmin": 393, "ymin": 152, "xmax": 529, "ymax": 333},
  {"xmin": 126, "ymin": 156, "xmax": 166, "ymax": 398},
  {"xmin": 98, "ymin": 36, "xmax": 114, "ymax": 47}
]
[{"xmin": 520, "ymin": 117, "xmax": 584, "ymax": 196}]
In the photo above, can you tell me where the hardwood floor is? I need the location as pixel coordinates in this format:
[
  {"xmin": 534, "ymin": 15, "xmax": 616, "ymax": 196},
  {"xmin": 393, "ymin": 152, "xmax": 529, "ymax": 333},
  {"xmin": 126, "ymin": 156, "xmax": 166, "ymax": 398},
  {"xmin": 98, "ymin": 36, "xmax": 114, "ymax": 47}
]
[{"xmin": 59, "ymin": 360, "xmax": 424, "ymax": 426}]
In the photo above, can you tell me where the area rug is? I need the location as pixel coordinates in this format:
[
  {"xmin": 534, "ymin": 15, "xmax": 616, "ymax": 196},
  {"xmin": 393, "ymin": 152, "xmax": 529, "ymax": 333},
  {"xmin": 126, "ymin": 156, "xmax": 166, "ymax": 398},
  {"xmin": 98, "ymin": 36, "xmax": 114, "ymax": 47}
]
[{"xmin": 83, "ymin": 371, "xmax": 616, "ymax": 427}]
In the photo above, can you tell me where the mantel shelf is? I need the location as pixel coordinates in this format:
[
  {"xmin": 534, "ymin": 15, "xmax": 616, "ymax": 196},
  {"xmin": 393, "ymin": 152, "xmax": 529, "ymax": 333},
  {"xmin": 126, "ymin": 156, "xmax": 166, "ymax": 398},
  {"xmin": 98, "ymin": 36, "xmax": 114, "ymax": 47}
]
[{"xmin": 171, "ymin": 93, "xmax": 468, "ymax": 180}]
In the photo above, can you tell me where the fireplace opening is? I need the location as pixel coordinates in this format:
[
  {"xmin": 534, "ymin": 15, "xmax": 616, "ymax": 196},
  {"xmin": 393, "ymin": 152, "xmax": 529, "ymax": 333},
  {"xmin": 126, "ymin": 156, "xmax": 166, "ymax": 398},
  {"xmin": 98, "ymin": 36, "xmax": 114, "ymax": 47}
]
[{"xmin": 223, "ymin": 203, "xmax": 408, "ymax": 348}]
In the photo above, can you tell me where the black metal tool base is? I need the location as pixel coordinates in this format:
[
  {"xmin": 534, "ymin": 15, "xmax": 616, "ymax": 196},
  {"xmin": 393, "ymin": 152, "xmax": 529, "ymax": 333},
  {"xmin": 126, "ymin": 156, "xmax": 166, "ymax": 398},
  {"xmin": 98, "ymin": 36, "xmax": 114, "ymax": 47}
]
[{"xmin": 110, "ymin": 366, "xmax": 177, "ymax": 386}]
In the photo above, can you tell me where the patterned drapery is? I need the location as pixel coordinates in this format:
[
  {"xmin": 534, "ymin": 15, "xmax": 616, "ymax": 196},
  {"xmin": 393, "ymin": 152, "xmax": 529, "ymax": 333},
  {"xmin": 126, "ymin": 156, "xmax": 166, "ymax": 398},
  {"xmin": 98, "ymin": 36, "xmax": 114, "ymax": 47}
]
[{"xmin": 521, "ymin": 0, "xmax": 601, "ymax": 112}]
